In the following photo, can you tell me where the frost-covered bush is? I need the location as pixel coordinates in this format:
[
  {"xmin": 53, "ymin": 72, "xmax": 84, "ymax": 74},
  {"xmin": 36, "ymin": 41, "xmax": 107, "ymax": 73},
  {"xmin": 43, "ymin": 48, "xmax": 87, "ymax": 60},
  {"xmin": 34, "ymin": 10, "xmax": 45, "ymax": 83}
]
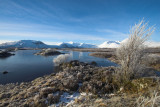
[
  {"xmin": 116, "ymin": 20, "xmax": 155, "ymax": 80},
  {"xmin": 45, "ymin": 48, "xmax": 53, "ymax": 53},
  {"xmin": 53, "ymin": 54, "xmax": 72, "ymax": 66}
]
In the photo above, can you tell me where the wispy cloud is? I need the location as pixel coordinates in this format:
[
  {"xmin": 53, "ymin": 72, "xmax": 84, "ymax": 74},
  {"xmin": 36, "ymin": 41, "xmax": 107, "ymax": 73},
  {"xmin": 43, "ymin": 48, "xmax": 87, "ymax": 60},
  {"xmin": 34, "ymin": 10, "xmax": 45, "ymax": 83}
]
[
  {"xmin": 0, "ymin": 31, "xmax": 106, "ymax": 41},
  {"xmin": 97, "ymin": 29, "xmax": 128, "ymax": 37},
  {"xmin": 0, "ymin": 23, "xmax": 63, "ymax": 32},
  {"xmin": 0, "ymin": 22, "xmax": 108, "ymax": 43},
  {"xmin": 1, "ymin": 0, "xmax": 84, "ymax": 24}
]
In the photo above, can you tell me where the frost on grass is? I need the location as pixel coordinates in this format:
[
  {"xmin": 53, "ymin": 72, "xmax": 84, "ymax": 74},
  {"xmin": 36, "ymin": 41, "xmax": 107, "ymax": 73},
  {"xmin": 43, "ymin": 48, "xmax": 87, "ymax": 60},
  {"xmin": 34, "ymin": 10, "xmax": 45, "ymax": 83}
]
[
  {"xmin": 136, "ymin": 91, "xmax": 160, "ymax": 107},
  {"xmin": 53, "ymin": 54, "xmax": 72, "ymax": 66}
]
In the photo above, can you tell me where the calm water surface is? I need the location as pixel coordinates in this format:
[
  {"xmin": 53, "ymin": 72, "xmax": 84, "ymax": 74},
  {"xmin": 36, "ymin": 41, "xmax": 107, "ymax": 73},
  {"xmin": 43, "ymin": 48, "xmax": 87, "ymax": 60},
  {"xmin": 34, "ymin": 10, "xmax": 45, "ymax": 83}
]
[{"xmin": 0, "ymin": 50, "xmax": 117, "ymax": 84}]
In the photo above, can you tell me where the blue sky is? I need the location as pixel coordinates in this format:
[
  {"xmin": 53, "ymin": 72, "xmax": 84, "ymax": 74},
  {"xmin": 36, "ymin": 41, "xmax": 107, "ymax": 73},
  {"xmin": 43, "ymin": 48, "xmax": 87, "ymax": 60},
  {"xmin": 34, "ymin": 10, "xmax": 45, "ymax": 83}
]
[{"xmin": 0, "ymin": 0, "xmax": 160, "ymax": 45}]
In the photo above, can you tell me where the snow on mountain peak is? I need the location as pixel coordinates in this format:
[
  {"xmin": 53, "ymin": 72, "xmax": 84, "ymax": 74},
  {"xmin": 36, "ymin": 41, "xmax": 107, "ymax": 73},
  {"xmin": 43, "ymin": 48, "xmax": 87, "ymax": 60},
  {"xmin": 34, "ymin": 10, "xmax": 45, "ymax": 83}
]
[
  {"xmin": 0, "ymin": 40, "xmax": 48, "ymax": 48},
  {"xmin": 68, "ymin": 41, "xmax": 74, "ymax": 44},
  {"xmin": 58, "ymin": 42, "xmax": 97, "ymax": 48},
  {"xmin": 98, "ymin": 41, "xmax": 120, "ymax": 48}
]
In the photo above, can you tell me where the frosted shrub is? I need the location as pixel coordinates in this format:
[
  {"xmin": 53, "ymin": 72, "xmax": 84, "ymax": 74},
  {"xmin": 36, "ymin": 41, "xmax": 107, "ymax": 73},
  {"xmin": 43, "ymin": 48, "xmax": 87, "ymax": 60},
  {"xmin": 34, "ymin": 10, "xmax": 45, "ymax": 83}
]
[
  {"xmin": 116, "ymin": 20, "xmax": 155, "ymax": 80},
  {"xmin": 53, "ymin": 54, "xmax": 71, "ymax": 66},
  {"xmin": 45, "ymin": 48, "xmax": 53, "ymax": 53}
]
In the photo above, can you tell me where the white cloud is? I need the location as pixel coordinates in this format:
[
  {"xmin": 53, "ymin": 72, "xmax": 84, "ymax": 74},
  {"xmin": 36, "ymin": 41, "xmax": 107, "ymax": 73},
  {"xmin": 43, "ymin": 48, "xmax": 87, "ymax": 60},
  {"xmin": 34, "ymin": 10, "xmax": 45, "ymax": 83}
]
[
  {"xmin": 0, "ymin": 31, "xmax": 107, "ymax": 41},
  {"xmin": 0, "ymin": 22, "xmax": 109, "ymax": 42},
  {"xmin": 97, "ymin": 29, "xmax": 128, "ymax": 37}
]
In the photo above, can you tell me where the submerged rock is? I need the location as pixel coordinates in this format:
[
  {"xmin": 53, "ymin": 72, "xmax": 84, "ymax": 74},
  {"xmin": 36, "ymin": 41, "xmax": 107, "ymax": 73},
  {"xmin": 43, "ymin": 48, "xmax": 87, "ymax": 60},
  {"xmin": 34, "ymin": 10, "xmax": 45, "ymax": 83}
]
[{"xmin": 2, "ymin": 71, "xmax": 8, "ymax": 74}]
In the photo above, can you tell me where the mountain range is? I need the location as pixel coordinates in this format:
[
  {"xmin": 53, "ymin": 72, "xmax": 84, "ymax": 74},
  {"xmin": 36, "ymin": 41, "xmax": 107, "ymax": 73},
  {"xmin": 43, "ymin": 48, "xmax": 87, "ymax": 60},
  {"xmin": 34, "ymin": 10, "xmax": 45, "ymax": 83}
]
[
  {"xmin": 0, "ymin": 40, "xmax": 99, "ymax": 49},
  {"xmin": 0, "ymin": 40, "xmax": 159, "ymax": 49}
]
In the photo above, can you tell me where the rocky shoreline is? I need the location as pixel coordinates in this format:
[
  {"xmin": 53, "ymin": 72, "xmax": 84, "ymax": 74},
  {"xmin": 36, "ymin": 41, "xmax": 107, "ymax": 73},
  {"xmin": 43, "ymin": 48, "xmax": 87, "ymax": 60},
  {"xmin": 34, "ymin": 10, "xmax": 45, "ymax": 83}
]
[{"xmin": 0, "ymin": 60, "xmax": 159, "ymax": 107}]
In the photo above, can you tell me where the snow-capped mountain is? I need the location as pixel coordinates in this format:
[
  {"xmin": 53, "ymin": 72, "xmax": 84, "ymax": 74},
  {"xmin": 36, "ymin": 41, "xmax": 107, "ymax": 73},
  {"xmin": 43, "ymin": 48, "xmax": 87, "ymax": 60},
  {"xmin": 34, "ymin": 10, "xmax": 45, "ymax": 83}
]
[
  {"xmin": 59, "ymin": 41, "xmax": 97, "ymax": 48},
  {"xmin": 98, "ymin": 40, "xmax": 160, "ymax": 48},
  {"xmin": 98, "ymin": 41, "xmax": 120, "ymax": 48},
  {"xmin": 0, "ymin": 40, "xmax": 97, "ymax": 49},
  {"xmin": 0, "ymin": 40, "xmax": 51, "ymax": 48},
  {"xmin": 0, "ymin": 40, "xmax": 160, "ymax": 49}
]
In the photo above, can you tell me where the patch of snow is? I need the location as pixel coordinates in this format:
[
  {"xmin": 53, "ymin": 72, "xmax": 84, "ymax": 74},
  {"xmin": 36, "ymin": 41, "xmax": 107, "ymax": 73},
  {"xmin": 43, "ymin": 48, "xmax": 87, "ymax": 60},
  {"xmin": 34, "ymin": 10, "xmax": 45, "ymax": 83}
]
[
  {"xmin": 49, "ymin": 92, "xmax": 80, "ymax": 107},
  {"xmin": 61, "ymin": 92, "xmax": 80, "ymax": 106}
]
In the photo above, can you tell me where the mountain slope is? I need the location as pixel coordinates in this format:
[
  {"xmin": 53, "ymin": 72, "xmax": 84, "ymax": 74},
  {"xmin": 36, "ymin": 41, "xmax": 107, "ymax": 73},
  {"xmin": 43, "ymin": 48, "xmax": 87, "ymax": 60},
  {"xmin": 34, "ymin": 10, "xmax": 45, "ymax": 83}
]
[
  {"xmin": 98, "ymin": 41, "xmax": 120, "ymax": 48},
  {"xmin": 0, "ymin": 40, "xmax": 51, "ymax": 48},
  {"xmin": 59, "ymin": 42, "xmax": 97, "ymax": 48}
]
